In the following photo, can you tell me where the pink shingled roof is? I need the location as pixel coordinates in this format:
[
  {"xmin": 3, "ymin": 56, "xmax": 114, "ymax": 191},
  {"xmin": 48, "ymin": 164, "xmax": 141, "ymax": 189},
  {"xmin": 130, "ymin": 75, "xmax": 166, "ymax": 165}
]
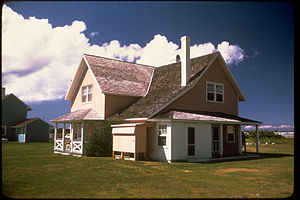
[{"xmin": 84, "ymin": 54, "xmax": 154, "ymax": 97}]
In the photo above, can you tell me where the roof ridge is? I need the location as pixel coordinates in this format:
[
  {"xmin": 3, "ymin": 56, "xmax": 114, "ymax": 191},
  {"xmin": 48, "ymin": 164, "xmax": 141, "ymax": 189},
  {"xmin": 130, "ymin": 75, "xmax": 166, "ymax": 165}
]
[
  {"xmin": 83, "ymin": 53, "xmax": 155, "ymax": 68},
  {"xmin": 155, "ymin": 51, "xmax": 220, "ymax": 68}
]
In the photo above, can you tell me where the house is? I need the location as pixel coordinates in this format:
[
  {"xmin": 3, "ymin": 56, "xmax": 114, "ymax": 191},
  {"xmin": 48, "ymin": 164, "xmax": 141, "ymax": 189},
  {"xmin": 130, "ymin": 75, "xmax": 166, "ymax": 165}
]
[
  {"xmin": 51, "ymin": 36, "xmax": 262, "ymax": 161},
  {"xmin": 2, "ymin": 88, "xmax": 50, "ymax": 142}
]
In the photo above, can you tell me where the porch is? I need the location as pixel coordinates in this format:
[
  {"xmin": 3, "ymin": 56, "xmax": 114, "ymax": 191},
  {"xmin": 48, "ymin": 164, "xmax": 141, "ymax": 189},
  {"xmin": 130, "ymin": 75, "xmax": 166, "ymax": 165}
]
[
  {"xmin": 53, "ymin": 122, "xmax": 85, "ymax": 156},
  {"xmin": 51, "ymin": 108, "xmax": 104, "ymax": 156}
]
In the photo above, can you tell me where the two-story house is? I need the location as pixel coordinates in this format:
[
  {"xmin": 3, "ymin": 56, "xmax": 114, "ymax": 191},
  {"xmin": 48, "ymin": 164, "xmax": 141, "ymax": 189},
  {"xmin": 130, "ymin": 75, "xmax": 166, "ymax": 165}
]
[
  {"xmin": 2, "ymin": 88, "xmax": 50, "ymax": 143},
  {"xmin": 51, "ymin": 36, "xmax": 261, "ymax": 161}
]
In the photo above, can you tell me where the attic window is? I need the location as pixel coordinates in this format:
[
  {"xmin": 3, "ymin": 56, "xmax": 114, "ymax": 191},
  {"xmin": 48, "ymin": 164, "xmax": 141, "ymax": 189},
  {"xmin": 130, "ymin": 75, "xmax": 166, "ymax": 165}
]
[
  {"xmin": 82, "ymin": 85, "xmax": 93, "ymax": 103},
  {"xmin": 206, "ymin": 82, "xmax": 224, "ymax": 103}
]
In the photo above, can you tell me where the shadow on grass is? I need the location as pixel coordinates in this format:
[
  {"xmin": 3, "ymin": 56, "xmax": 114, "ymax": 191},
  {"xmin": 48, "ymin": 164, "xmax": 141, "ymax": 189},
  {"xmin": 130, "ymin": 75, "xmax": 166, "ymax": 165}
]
[
  {"xmin": 257, "ymin": 152, "xmax": 294, "ymax": 159},
  {"xmin": 198, "ymin": 153, "xmax": 294, "ymax": 164}
]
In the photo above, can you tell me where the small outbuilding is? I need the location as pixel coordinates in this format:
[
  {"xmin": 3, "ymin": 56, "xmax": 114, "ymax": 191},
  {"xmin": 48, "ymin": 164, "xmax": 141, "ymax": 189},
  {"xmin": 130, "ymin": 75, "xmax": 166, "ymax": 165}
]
[{"xmin": 12, "ymin": 118, "xmax": 50, "ymax": 143}]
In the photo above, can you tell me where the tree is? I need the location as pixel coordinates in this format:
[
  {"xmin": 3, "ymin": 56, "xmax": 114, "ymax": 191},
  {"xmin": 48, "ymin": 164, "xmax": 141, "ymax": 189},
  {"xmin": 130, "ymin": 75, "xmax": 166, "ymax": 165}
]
[{"xmin": 85, "ymin": 121, "xmax": 112, "ymax": 157}]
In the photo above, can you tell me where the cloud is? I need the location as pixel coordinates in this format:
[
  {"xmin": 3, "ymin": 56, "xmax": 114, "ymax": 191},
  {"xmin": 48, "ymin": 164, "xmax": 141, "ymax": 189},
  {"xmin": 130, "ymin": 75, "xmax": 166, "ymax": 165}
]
[
  {"xmin": 242, "ymin": 125, "xmax": 294, "ymax": 131},
  {"xmin": 89, "ymin": 31, "xmax": 99, "ymax": 37},
  {"xmin": 136, "ymin": 34, "xmax": 179, "ymax": 66},
  {"xmin": 2, "ymin": 4, "xmax": 246, "ymax": 103},
  {"xmin": 217, "ymin": 41, "xmax": 244, "ymax": 65}
]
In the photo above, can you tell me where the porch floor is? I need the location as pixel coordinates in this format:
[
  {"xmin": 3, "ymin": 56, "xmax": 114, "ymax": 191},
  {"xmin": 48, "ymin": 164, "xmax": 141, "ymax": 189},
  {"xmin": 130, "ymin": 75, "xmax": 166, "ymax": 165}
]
[
  {"xmin": 187, "ymin": 153, "xmax": 259, "ymax": 163},
  {"xmin": 54, "ymin": 150, "xmax": 82, "ymax": 157}
]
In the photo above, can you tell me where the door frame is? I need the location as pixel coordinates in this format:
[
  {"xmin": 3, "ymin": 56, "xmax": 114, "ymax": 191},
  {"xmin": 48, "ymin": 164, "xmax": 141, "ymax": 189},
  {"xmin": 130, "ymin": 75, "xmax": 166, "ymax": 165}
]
[{"xmin": 211, "ymin": 124, "xmax": 220, "ymax": 157}]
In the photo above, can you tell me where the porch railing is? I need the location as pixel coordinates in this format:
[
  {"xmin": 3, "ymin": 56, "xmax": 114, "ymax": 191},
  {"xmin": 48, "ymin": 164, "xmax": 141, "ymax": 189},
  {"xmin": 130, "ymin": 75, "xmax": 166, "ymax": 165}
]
[
  {"xmin": 72, "ymin": 141, "xmax": 82, "ymax": 154},
  {"xmin": 54, "ymin": 139, "xmax": 63, "ymax": 151}
]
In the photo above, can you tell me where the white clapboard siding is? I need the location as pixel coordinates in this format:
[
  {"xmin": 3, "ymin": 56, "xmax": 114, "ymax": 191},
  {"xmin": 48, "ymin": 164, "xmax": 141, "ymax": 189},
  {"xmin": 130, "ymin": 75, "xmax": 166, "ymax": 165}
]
[
  {"xmin": 148, "ymin": 123, "xmax": 171, "ymax": 161},
  {"xmin": 171, "ymin": 122, "xmax": 211, "ymax": 161}
]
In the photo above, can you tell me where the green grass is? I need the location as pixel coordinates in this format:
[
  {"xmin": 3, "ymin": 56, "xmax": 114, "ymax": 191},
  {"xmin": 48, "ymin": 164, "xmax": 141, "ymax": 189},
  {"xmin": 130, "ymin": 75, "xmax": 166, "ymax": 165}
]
[{"xmin": 2, "ymin": 138, "xmax": 294, "ymax": 198}]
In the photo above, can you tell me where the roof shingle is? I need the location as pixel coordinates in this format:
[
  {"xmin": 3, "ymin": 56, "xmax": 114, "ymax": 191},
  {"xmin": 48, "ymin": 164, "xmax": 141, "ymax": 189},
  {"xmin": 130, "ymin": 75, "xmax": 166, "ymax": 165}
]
[
  {"xmin": 108, "ymin": 52, "xmax": 219, "ymax": 120},
  {"xmin": 84, "ymin": 54, "xmax": 154, "ymax": 97}
]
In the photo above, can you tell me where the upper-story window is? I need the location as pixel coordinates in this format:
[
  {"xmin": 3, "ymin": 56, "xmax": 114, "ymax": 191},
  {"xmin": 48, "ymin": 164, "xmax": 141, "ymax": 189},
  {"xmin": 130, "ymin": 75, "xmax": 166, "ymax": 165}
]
[
  {"xmin": 82, "ymin": 85, "xmax": 93, "ymax": 103},
  {"xmin": 206, "ymin": 82, "xmax": 224, "ymax": 103}
]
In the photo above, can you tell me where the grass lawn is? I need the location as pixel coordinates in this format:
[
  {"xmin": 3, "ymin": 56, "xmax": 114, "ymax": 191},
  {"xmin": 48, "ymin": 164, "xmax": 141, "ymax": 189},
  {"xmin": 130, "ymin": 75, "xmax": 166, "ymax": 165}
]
[{"xmin": 2, "ymin": 138, "xmax": 294, "ymax": 198}]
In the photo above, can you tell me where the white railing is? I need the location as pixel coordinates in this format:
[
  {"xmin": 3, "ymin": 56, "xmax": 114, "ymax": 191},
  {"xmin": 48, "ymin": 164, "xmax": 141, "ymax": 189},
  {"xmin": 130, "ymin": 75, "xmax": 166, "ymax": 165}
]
[
  {"xmin": 72, "ymin": 141, "xmax": 82, "ymax": 154},
  {"xmin": 55, "ymin": 139, "xmax": 63, "ymax": 151}
]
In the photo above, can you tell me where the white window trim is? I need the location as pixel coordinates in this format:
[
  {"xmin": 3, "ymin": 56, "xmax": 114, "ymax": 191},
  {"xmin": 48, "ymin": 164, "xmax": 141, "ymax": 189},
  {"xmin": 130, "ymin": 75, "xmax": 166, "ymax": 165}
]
[
  {"xmin": 206, "ymin": 81, "xmax": 224, "ymax": 103},
  {"xmin": 82, "ymin": 84, "xmax": 93, "ymax": 104},
  {"xmin": 226, "ymin": 125, "xmax": 235, "ymax": 143},
  {"xmin": 157, "ymin": 124, "xmax": 168, "ymax": 147}
]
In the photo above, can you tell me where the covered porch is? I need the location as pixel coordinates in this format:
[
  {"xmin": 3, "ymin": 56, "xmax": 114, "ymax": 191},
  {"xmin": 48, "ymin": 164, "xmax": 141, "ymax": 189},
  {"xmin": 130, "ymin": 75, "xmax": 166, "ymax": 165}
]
[{"xmin": 51, "ymin": 108, "xmax": 104, "ymax": 156}]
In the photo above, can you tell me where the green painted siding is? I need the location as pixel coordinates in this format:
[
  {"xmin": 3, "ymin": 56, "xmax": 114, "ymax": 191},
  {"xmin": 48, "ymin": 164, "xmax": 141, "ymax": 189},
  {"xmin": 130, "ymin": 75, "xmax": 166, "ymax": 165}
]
[
  {"xmin": 2, "ymin": 95, "xmax": 28, "ymax": 141},
  {"xmin": 26, "ymin": 119, "xmax": 50, "ymax": 142}
]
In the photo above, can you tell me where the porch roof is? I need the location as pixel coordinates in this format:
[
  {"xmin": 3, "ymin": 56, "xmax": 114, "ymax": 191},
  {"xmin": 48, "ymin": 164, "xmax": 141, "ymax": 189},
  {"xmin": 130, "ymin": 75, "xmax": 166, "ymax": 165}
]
[
  {"xmin": 152, "ymin": 110, "xmax": 262, "ymax": 125},
  {"xmin": 51, "ymin": 108, "xmax": 103, "ymax": 122}
]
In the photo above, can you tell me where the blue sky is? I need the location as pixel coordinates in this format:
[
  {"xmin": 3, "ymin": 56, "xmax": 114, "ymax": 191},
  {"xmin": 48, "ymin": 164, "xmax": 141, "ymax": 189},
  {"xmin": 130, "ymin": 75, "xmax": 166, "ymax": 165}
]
[{"xmin": 2, "ymin": 2, "xmax": 294, "ymax": 130}]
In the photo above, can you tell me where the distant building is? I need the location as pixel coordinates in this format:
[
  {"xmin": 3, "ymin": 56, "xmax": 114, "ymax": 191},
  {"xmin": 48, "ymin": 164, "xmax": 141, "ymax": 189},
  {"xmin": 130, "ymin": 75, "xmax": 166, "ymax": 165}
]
[
  {"xmin": 2, "ymin": 88, "xmax": 51, "ymax": 142},
  {"xmin": 274, "ymin": 131, "xmax": 294, "ymax": 138}
]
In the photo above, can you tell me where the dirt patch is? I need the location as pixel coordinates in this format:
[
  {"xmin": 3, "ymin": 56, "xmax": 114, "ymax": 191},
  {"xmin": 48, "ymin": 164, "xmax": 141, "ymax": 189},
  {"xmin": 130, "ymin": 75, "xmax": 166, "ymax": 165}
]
[
  {"xmin": 181, "ymin": 170, "xmax": 192, "ymax": 173},
  {"xmin": 117, "ymin": 164, "xmax": 139, "ymax": 169},
  {"xmin": 240, "ymin": 177, "xmax": 258, "ymax": 180},
  {"xmin": 215, "ymin": 168, "xmax": 268, "ymax": 174},
  {"xmin": 151, "ymin": 166, "xmax": 168, "ymax": 170}
]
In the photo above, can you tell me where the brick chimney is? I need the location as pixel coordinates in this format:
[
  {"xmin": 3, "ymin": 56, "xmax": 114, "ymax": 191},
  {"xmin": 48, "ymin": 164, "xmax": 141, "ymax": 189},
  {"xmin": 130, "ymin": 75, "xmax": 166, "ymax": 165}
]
[{"xmin": 180, "ymin": 36, "xmax": 190, "ymax": 87}]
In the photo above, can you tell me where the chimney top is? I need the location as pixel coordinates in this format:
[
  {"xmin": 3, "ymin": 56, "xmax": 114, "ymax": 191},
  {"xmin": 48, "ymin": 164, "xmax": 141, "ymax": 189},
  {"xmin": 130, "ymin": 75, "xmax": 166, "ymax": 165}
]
[
  {"xmin": 180, "ymin": 36, "xmax": 190, "ymax": 87},
  {"xmin": 176, "ymin": 55, "xmax": 181, "ymax": 63}
]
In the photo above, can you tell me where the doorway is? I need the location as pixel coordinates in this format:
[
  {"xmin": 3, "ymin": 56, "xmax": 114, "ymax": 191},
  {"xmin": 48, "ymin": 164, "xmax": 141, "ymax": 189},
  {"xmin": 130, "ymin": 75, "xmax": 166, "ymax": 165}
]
[{"xmin": 212, "ymin": 125, "xmax": 220, "ymax": 157}]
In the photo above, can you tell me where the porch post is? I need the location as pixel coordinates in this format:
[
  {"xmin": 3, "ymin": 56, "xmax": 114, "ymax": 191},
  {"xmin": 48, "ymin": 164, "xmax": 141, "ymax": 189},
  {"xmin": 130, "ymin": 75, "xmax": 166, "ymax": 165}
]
[
  {"xmin": 256, "ymin": 125, "xmax": 259, "ymax": 154},
  {"xmin": 238, "ymin": 125, "xmax": 242, "ymax": 155},
  {"xmin": 54, "ymin": 122, "xmax": 57, "ymax": 150},
  {"xmin": 62, "ymin": 123, "xmax": 65, "ymax": 152},
  {"xmin": 81, "ymin": 121, "xmax": 84, "ymax": 155},
  {"xmin": 220, "ymin": 124, "xmax": 223, "ymax": 156},
  {"xmin": 71, "ymin": 122, "xmax": 74, "ymax": 153}
]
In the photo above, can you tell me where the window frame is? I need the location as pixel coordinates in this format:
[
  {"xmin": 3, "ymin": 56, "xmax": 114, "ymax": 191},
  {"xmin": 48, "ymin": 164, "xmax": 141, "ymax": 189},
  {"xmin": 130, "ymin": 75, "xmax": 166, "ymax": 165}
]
[
  {"xmin": 157, "ymin": 124, "xmax": 167, "ymax": 146},
  {"xmin": 226, "ymin": 125, "xmax": 235, "ymax": 143},
  {"xmin": 206, "ymin": 81, "xmax": 224, "ymax": 103},
  {"xmin": 82, "ymin": 84, "xmax": 93, "ymax": 103}
]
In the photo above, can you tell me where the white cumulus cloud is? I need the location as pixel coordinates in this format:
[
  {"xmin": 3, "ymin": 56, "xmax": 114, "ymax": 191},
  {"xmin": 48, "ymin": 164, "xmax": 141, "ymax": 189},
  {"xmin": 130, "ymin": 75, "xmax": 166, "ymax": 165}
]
[{"xmin": 2, "ymin": 4, "xmax": 246, "ymax": 103}]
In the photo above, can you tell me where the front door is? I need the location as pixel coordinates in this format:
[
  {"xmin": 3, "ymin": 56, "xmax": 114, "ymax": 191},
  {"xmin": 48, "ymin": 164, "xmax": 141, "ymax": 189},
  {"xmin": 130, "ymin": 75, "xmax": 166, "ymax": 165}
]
[{"xmin": 212, "ymin": 126, "xmax": 220, "ymax": 157}]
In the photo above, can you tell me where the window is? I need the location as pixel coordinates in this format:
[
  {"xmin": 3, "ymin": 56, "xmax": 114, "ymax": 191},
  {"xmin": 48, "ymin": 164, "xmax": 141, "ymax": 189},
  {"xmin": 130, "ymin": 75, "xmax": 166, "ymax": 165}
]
[
  {"xmin": 158, "ymin": 125, "xmax": 167, "ymax": 146},
  {"xmin": 188, "ymin": 127, "xmax": 195, "ymax": 156},
  {"xmin": 226, "ymin": 125, "xmax": 235, "ymax": 143},
  {"xmin": 206, "ymin": 82, "xmax": 224, "ymax": 103},
  {"xmin": 82, "ymin": 85, "xmax": 93, "ymax": 103}
]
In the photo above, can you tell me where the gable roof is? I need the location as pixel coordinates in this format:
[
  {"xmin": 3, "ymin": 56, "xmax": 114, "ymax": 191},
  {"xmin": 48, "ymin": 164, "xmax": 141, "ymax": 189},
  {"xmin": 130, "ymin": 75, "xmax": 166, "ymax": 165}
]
[
  {"xmin": 2, "ymin": 93, "xmax": 32, "ymax": 111},
  {"xmin": 12, "ymin": 118, "xmax": 52, "ymax": 128},
  {"xmin": 108, "ymin": 52, "xmax": 220, "ymax": 120},
  {"xmin": 66, "ymin": 54, "xmax": 154, "ymax": 100},
  {"xmin": 108, "ymin": 52, "xmax": 246, "ymax": 120}
]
